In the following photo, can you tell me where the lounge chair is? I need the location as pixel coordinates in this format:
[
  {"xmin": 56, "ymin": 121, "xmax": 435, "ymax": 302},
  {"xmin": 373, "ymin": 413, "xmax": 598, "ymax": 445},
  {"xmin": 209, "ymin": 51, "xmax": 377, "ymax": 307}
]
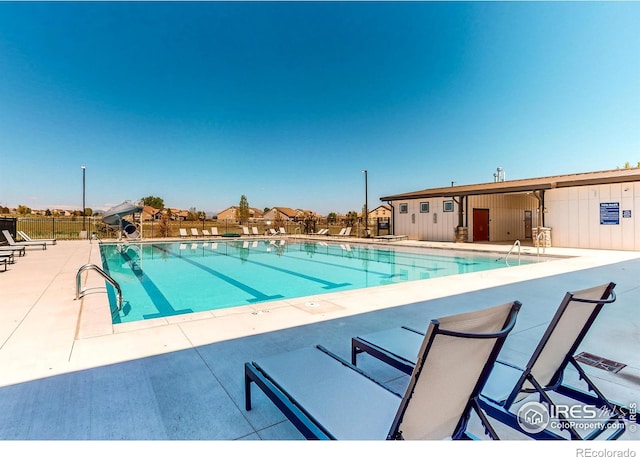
[
  {"xmin": 252, "ymin": 227, "xmax": 260, "ymax": 236},
  {"xmin": 191, "ymin": 228, "xmax": 200, "ymax": 237},
  {"xmin": 202, "ymin": 229, "xmax": 211, "ymax": 237},
  {"xmin": 311, "ymin": 228, "xmax": 328, "ymax": 235},
  {"xmin": 244, "ymin": 301, "xmax": 521, "ymax": 440},
  {"xmin": 279, "ymin": 227, "xmax": 287, "ymax": 235},
  {"xmin": 179, "ymin": 228, "xmax": 188, "ymax": 238},
  {"xmin": 0, "ymin": 245, "xmax": 25, "ymax": 257},
  {"xmin": 2, "ymin": 230, "xmax": 47, "ymax": 250},
  {"xmin": 335, "ymin": 228, "xmax": 346, "ymax": 237},
  {"xmin": 17, "ymin": 230, "xmax": 57, "ymax": 245},
  {"xmin": 0, "ymin": 251, "xmax": 15, "ymax": 264},
  {"xmin": 242, "ymin": 226, "xmax": 251, "ymax": 236},
  {"xmin": 210, "ymin": 227, "xmax": 219, "ymax": 237},
  {"xmin": 269, "ymin": 228, "xmax": 278, "ymax": 236},
  {"xmin": 351, "ymin": 282, "xmax": 636, "ymax": 440}
]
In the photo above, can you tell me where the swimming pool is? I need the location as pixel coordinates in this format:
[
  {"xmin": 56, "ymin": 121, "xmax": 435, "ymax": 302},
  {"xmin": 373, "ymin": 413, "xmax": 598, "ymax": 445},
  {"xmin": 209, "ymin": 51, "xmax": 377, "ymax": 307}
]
[{"xmin": 100, "ymin": 239, "xmax": 539, "ymax": 324}]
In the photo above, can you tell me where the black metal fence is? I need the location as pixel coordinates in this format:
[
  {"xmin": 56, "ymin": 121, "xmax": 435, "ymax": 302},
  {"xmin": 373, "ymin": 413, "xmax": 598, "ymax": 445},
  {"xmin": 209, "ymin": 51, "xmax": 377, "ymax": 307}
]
[
  {"xmin": 0, "ymin": 217, "xmax": 17, "ymax": 243},
  {"xmin": 6, "ymin": 217, "xmax": 370, "ymax": 241}
]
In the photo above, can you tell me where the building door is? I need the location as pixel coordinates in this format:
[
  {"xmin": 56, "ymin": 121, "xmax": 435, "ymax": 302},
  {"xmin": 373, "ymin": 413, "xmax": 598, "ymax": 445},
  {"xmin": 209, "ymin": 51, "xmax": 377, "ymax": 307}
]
[
  {"xmin": 524, "ymin": 210, "xmax": 532, "ymax": 239},
  {"xmin": 473, "ymin": 209, "xmax": 490, "ymax": 242}
]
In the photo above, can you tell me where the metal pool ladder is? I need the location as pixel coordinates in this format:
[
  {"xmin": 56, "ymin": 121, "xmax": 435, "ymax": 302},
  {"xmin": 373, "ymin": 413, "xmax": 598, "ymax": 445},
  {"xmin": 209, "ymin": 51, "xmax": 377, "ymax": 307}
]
[
  {"xmin": 75, "ymin": 263, "xmax": 123, "ymax": 312},
  {"xmin": 504, "ymin": 240, "xmax": 521, "ymax": 266}
]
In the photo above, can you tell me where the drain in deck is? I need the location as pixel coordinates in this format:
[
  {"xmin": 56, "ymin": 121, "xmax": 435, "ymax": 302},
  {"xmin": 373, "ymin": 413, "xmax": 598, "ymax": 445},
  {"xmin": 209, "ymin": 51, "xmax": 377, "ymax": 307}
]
[{"xmin": 575, "ymin": 352, "xmax": 626, "ymax": 373}]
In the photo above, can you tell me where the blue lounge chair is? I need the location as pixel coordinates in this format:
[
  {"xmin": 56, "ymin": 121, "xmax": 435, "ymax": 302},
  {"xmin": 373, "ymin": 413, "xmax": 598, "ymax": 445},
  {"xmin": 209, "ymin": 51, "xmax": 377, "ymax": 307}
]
[
  {"xmin": 351, "ymin": 282, "xmax": 637, "ymax": 440},
  {"xmin": 244, "ymin": 301, "xmax": 521, "ymax": 440}
]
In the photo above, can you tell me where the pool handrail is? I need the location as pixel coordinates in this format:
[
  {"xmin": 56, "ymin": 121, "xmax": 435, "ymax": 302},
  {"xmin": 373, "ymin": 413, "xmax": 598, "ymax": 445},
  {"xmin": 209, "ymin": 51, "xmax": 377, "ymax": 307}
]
[{"xmin": 75, "ymin": 263, "xmax": 123, "ymax": 312}]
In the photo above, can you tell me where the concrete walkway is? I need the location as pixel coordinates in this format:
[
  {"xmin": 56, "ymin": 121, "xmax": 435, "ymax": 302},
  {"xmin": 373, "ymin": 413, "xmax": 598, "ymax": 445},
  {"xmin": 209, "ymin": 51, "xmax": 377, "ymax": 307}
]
[{"xmin": 0, "ymin": 238, "xmax": 638, "ymax": 441}]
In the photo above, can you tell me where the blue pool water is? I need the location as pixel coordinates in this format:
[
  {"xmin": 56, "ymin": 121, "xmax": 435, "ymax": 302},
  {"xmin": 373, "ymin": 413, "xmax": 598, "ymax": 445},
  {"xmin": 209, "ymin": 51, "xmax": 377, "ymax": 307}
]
[{"xmin": 100, "ymin": 239, "xmax": 537, "ymax": 324}]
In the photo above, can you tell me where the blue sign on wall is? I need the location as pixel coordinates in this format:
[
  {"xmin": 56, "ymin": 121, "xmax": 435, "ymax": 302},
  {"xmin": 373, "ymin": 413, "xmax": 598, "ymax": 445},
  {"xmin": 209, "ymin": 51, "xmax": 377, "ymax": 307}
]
[{"xmin": 600, "ymin": 202, "xmax": 620, "ymax": 225}]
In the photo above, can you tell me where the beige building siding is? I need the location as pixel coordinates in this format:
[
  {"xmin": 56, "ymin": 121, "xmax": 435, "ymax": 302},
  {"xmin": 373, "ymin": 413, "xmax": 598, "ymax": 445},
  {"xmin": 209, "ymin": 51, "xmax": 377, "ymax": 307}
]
[
  {"xmin": 467, "ymin": 194, "xmax": 539, "ymax": 242},
  {"xmin": 392, "ymin": 194, "xmax": 539, "ymax": 242},
  {"xmin": 393, "ymin": 198, "xmax": 458, "ymax": 241},
  {"xmin": 545, "ymin": 182, "xmax": 640, "ymax": 250}
]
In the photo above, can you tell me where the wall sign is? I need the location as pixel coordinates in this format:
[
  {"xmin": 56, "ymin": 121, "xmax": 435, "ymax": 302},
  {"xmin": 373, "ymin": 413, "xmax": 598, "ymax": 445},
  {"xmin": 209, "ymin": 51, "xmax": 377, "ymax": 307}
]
[{"xmin": 600, "ymin": 202, "xmax": 620, "ymax": 225}]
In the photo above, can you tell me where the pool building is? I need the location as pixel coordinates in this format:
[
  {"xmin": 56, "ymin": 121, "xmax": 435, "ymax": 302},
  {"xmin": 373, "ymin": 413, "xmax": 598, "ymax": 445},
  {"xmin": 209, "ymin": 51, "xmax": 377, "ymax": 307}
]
[{"xmin": 382, "ymin": 167, "xmax": 640, "ymax": 251}]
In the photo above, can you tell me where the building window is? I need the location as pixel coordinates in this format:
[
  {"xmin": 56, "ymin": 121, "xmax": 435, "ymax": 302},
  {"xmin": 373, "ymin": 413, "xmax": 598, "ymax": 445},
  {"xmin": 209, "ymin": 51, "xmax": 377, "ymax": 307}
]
[
  {"xmin": 399, "ymin": 203, "xmax": 408, "ymax": 214},
  {"xmin": 443, "ymin": 200, "xmax": 454, "ymax": 212},
  {"xmin": 420, "ymin": 202, "xmax": 430, "ymax": 213}
]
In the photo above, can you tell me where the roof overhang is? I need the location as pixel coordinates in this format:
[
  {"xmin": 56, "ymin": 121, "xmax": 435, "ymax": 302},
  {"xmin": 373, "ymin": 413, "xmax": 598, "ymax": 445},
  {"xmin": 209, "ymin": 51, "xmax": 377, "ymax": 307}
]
[{"xmin": 381, "ymin": 168, "xmax": 640, "ymax": 201}]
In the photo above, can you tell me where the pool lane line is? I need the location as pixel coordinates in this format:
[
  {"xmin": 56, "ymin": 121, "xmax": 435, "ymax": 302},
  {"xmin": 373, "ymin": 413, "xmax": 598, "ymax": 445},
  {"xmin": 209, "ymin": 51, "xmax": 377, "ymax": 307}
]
[
  {"xmin": 153, "ymin": 245, "xmax": 285, "ymax": 303},
  {"xmin": 119, "ymin": 248, "xmax": 194, "ymax": 320}
]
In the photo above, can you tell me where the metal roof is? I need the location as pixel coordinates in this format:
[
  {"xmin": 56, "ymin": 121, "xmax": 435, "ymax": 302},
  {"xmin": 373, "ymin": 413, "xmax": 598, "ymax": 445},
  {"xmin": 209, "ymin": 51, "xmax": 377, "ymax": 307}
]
[{"xmin": 381, "ymin": 168, "xmax": 640, "ymax": 201}]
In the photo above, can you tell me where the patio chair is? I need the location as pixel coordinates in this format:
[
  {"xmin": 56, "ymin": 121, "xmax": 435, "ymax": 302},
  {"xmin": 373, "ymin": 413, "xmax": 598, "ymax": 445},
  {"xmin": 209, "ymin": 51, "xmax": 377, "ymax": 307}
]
[
  {"xmin": 191, "ymin": 228, "xmax": 200, "ymax": 237},
  {"xmin": 478, "ymin": 282, "xmax": 635, "ymax": 440},
  {"xmin": 17, "ymin": 230, "xmax": 57, "ymax": 245},
  {"xmin": 269, "ymin": 228, "xmax": 278, "ymax": 236},
  {"xmin": 179, "ymin": 228, "xmax": 188, "ymax": 238},
  {"xmin": 0, "ymin": 251, "xmax": 15, "ymax": 265},
  {"xmin": 2, "ymin": 230, "xmax": 47, "ymax": 250},
  {"xmin": 279, "ymin": 227, "xmax": 287, "ymax": 235},
  {"xmin": 351, "ymin": 282, "xmax": 636, "ymax": 440},
  {"xmin": 337, "ymin": 227, "xmax": 351, "ymax": 237},
  {"xmin": 242, "ymin": 226, "xmax": 251, "ymax": 236},
  {"xmin": 210, "ymin": 227, "xmax": 219, "ymax": 237},
  {"xmin": 0, "ymin": 245, "xmax": 25, "ymax": 257},
  {"xmin": 335, "ymin": 228, "xmax": 346, "ymax": 236},
  {"xmin": 252, "ymin": 227, "xmax": 260, "ymax": 236},
  {"xmin": 244, "ymin": 301, "xmax": 521, "ymax": 440},
  {"xmin": 202, "ymin": 229, "xmax": 211, "ymax": 237}
]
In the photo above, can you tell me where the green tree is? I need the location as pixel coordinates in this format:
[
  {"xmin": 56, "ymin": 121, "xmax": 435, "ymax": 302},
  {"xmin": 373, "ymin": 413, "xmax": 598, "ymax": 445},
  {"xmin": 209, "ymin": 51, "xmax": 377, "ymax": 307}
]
[
  {"xmin": 17, "ymin": 205, "xmax": 31, "ymax": 215},
  {"xmin": 238, "ymin": 195, "xmax": 250, "ymax": 223},
  {"xmin": 327, "ymin": 212, "xmax": 337, "ymax": 223},
  {"xmin": 85, "ymin": 208, "xmax": 93, "ymax": 216},
  {"xmin": 142, "ymin": 196, "xmax": 165, "ymax": 209},
  {"xmin": 345, "ymin": 211, "xmax": 358, "ymax": 227},
  {"xmin": 187, "ymin": 207, "xmax": 201, "ymax": 221}
]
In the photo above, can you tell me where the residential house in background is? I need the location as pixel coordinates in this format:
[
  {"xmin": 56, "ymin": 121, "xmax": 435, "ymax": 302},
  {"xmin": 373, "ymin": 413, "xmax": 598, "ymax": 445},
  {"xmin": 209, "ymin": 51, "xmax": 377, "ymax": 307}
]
[
  {"xmin": 217, "ymin": 206, "xmax": 264, "ymax": 222},
  {"xmin": 367, "ymin": 205, "xmax": 391, "ymax": 224},
  {"xmin": 262, "ymin": 207, "xmax": 301, "ymax": 221},
  {"xmin": 141, "ymin": 206, "xmax": 162, "ymax": 222}
]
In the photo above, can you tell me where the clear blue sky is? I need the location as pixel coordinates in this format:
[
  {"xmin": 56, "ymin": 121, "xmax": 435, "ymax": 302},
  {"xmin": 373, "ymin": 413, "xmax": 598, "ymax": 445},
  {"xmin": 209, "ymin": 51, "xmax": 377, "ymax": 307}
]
[{"xmin": 1, "ymin": 1, "xmax": 639, "ymax": 216}]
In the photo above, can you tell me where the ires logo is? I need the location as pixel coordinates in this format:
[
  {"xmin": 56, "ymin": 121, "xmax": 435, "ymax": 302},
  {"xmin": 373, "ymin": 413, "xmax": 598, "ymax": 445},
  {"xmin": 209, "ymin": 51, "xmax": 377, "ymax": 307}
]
[{"xmin": 516, "ymin": 402, "xmax": 623, "ymax": 434}]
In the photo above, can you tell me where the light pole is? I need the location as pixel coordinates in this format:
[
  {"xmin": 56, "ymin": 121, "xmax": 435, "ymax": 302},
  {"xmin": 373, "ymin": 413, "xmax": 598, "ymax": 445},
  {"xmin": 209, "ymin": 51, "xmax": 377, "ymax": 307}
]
[
  {"xmin": 361, "ymin": 169, "xmax": 368, "ymax": 237},
  {"xmin": 81, "ymin": 165, "xmax": 86, "ymax": 237}
]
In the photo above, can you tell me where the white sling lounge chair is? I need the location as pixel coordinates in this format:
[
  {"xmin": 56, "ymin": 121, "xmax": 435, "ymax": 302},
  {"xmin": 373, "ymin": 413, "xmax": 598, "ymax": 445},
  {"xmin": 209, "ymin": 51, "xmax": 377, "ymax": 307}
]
[
  {"xmin": 17, "ymin": 230, "xmax": 56, "ymax": 245},
  {"xmin": 242, "ymin": 226, "xmax": 251, "ymax": 236},
  {"xmin": 2, "ymin": 230, "xmax": 47, "ymax": 250},
  {"xmin": 179, "ymin": 228, "xmax": 188, "ymax": 238},
  {"xmin": 191, "ymin": 228, "xmax": 200, "ymax": 237},
  {"xmin": 351, "ymin": 282, "xmax": 635, "ymax": 440},
  {"xmin": 245, "ymin": 301, "xmax": 521, "ymax": 440}
]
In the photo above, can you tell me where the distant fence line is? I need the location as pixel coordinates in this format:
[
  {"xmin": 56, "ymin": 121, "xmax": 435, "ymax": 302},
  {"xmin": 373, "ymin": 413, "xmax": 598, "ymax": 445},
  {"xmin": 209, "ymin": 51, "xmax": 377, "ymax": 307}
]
[{"xmin": 9, "ymin": 217, "xmax": 376, "ymax": 240}]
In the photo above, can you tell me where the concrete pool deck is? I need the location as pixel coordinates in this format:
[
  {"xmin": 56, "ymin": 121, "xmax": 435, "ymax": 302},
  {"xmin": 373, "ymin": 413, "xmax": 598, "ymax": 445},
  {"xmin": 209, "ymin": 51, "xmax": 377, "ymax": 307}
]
[{"xmin": 0, "ymin": 236, "xmax": 639, "ymax": 441}]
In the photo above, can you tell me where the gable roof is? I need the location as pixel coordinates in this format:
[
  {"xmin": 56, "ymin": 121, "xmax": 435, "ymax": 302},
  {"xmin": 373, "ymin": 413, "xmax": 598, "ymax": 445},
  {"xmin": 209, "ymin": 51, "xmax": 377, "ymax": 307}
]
[{"xmin": 381, "ymin": 168, "xmax": 640, "ymax": 201}]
